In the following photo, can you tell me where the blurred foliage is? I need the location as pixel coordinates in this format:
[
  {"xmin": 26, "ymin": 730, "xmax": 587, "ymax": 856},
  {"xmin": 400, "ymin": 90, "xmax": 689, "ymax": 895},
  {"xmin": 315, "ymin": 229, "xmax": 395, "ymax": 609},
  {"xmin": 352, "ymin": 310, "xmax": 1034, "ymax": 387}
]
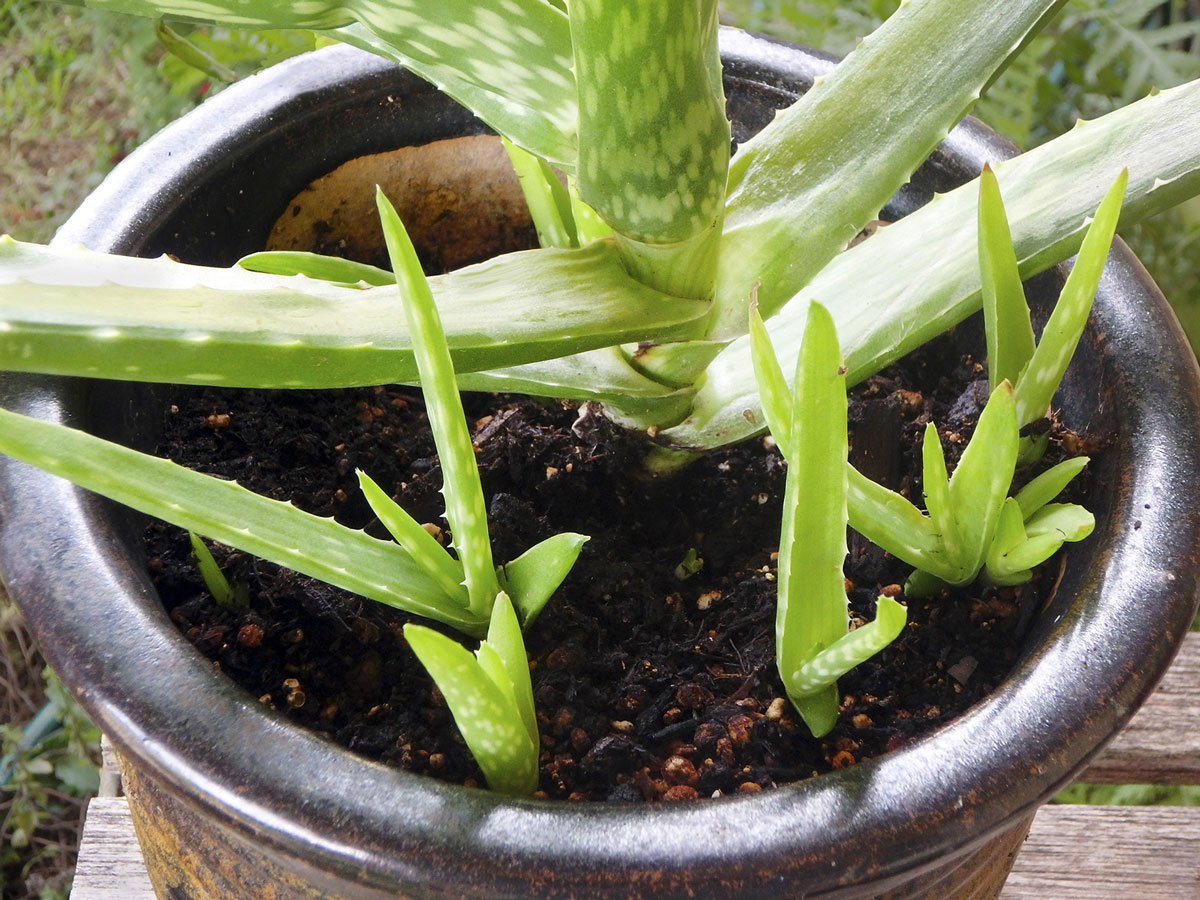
[
  {"xmin": 1056, "ymin": 782, "xmax": 1200, "ymax": 804},
  {"xmin": 1, "ymin": 598, "xmax": 101, "ymax": 900}
]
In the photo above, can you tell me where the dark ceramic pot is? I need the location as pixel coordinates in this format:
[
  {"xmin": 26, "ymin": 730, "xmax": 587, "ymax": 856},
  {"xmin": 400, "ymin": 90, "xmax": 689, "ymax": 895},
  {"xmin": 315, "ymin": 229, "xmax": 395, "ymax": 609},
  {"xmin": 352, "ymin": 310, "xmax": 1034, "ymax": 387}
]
[{"xmin": 2, "ymin": 30, "xmax": 1199, "ymax": 900}]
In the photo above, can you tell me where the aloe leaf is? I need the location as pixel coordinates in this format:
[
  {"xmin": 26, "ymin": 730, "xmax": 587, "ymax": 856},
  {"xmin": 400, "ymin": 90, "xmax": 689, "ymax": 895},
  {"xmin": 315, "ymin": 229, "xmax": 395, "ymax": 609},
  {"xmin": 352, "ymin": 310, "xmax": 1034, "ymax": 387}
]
[
  {"xmin": 775, "ymin": 302, "xmax": 850, "ymax": 735},
  {"xmin": 0, "ymin": 406, "xmax": 485, "ymax": 633},
  {"xmin": 665, "ymin": 78, "xmax": 1200, "ymax": 450},
  {"xmin": 569, "ymin": 0, "xmax": 727, "ymax": 299},
  {"xmin": 946, "ymin": 382, "xmax": 1018, "ymax": 582},
  {"xmin": 357, "ymin": 470, "xmax": 467, "ymax": 602},
  {"xmin": 748, "ymin": 302, "xmax": 794, "ymax": 458},
  {"xmin": 154, "ymin": 19, "xmax": 238, "ymax": 82},
  {"xmin": 984, "ymin": 498, "xmax": 1035, "ymax": 585},
  {"xmin": 786, "ymin": 597, "xmax": 907, "ymax": 697},
  {"xmin": 188, "ymin": 533, "xmax": 239, "ymax": 607},
  {"xmin": 377, "ymin": 189, "xmax": 501, "ymax": 616},
  {"xmin": 986, "ymin": 502, "xmax": 1092, "ymax": 584},
  {"xmin": 978, "ymin": 164, "xmax": 1036, "ymax": 390},
  {"xmin": 845, "ymin": 467, "xmax": 945, "ymax": 575},
  {"xmin": 567, "ymin": 179, "xmax": 612, "ymax": 244},
  {"xmin": 60, "ymin": 0, "xmax": 578, "ymax": 175},
  {"xmin": 502, "ymin": 138, "xmax": 577, "ymax": 249},
  {"xmin": 326, "ymin": 12, "xmax": 577, "ymax": 175},
  {"xmin": 238, "ymin": 251, "xmax": 395, "ymax": 287},
  {"xmin": 482, "ymin": 592, "xmax": 538, "ymax": 748},
  {"xmin": 710, "ymin": 0, "xmax": 1063, "ymax": 336},
  {"xmin": 457, "ymin": 347, "xmax": 695, "ymax": 429},
  {"xmin": 1014, "ymin": 171, "xmax": 1127, "ymax": 426},
  {"xmin": 403, "ymin": 618, "xmax": 538, "ymax": 795},
  {"xmin": 0, "ymin": 237, "xmax": 706, "ymax": 388},
  {"xmin": 1014, "ymin": 457, "xmax": 1090, "ymax": 519},
  {"xmin": 499, "ymin": 532, "xmax": 589, "ymax": 629},
  {"xmin": 1024, "ymin": 502, "xmax": 1095, "ymax": 542},
  {"xmin": 920, "ymin": 423, "xmax": 961, "ymax": 566}
]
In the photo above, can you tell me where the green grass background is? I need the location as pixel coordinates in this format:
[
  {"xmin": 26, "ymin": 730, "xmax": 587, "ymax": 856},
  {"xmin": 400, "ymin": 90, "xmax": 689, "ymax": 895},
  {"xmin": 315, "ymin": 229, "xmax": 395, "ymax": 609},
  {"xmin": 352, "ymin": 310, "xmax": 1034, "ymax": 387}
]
[{"xmin": 1, "ymin": 1, "xmax": 1199, "ymax": 897}]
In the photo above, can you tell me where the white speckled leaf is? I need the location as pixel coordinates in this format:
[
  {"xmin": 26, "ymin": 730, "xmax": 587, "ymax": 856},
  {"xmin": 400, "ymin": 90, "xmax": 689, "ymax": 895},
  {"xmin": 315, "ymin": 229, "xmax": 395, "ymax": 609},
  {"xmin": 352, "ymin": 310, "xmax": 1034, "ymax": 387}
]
[
  {"xmin": 377, "ymin": 190, "xmax": 500, "ymax": 615},
  {"xmin": 0, "ymin": 237, "xmax": 706, "ymax": 388},
  {"xmin": 570, "ymin": 0, "xmax": 727, "ymax": 243},
  {"xmin": 61, "ymin": 0, "xmax": 577, "ymax": 173},
  {"xmin": 404, "ymin": 622, "xmax": 539, "ymax": 795},
  {"xmin": 0, "ymin": 407, "xmax": 483, "ymax": 632},
  {"xmin": 667, "ymin": 78, "xmax": 1200, "ymax": 451}
]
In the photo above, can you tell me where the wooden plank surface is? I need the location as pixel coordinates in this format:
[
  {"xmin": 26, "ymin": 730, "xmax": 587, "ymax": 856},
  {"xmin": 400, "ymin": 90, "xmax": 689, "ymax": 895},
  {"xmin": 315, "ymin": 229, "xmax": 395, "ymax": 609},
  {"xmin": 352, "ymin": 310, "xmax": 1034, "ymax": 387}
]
[
  {"xmin": 71, "ymin": 796, "xmax": 1200, "ymax": 900},
  {"xmin": 1002, "ymin": 804, "xmax": 1200, "ymax": 899},
  {"xmin": 71, "ymin": 798, "xmax": 156, "ymax": 900},
  {"xmin": 1080, "ymin": 632, "xmax": 1200, "ymax": 785}
]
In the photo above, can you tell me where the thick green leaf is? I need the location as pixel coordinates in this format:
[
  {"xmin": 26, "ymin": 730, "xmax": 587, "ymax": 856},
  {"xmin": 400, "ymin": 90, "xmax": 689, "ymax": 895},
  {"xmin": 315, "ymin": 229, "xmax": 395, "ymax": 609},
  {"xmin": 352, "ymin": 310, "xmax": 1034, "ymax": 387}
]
[
  {"xmin": 457, "ymin": 346, "xmax": 695, "ymax": 429},
  {"xmin": 710, "ymin": 0, "xmax": 1063, "ymax": 336},
  {"xmin": 482, "ymin": 592, "xmax": 538, "ymax": 749},
  {"xmin": 238, "ymin": 251, "xmax": 395, "ymax": 287},
  {"xmin": 0, "ymin": 237, "xmax": 706, "ymax": 388},
  {"xmin": 946, "ymin": 382, "xmax": 1018, "ymax": 582},
  {"xmin": 327, "ymin": 12, "xmax": 577, "ymax": 174},
  {"xmin": 920, "ymin": 423, "xmax": 960, "ymax": 566},
  {"xmin": 1014, "ymin": 456, "xmax": 1090, "ymax": 519},
  {"xmin": 0, "ymin": 407, "xmax": 484, "ymax": 633},
  {"xmin": 748, "ymin": 302, "xmax": 793, "ymax": 457},
  {"xmin": 665, "ymin": 78, "xmax": 1200, "ymax": 450},
  {"xmin": 188, "ymin": 532, "xmax": 239, "ymax": 607},
  {"xmin": 60, "ymin": 0, "xmax": 578, "ymax": 174},
  {"xmin": 845, "ymin": 466, "xmax": 943, "ymax": 571},
  {"xmin": 1013, "ymin": 171, "xmax": 1127, "ymax": 425},
  {"xmin": 986, "ymin": 501, "xmax": 1092, "ymax": 584},
  {"xmin": 984, "ymin": 498, "xmax": 1033, "ymax": 584},
  {"xmin": 404, "ymin": 615, "xmax": 538, "ymax": 795},
  {"xmin": 1025, "ymin": 502, "xmax": 1095, "ymax": 542},
  {"xmin": 978, "ymin": 164, "xmax": 1036, "ymax": 391},
  {"xmin": 786, "ymin": 596, "xmax": 907, "ymax": 697},
  {"xmin": 377, "ymin": 189, "xmax": 500, "ymax": 615},
  {"xmin": 775, "ymin": 302, "xmax": 849, "ymax": 735},
  {"xmin": 570, "ymin": 0, "xmax": 727, "ymax": 298},
  {"xmin": 501, "ymin": 137, "xmax": 577, "ymax": 250},
  {"xmin": 499, "ymin": 533, "xmax": 589, "ymax": 629},
  {"xmin": 357, "ymin": 470, "xmax": 467, "ymax": 603}
]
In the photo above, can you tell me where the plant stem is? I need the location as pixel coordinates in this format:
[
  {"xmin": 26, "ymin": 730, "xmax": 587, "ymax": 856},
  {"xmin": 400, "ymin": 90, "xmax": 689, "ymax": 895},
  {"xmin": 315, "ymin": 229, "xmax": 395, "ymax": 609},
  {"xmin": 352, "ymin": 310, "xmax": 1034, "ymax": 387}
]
[{"xmin": 569, "ymin": 0, "xmax": 728, "ymax": 300}]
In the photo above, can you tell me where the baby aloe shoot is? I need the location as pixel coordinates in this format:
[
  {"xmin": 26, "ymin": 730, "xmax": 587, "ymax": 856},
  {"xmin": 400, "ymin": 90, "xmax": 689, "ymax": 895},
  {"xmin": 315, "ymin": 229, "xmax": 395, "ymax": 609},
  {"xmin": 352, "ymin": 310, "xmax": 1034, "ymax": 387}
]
[
  {"xmin": 188, "ymin": 533, "xmax": 247, "ymax": 608},
  {"xmin": 980, "ymin": 167, "xmax": 1128, "ymax": 429},
  {"xmin": 751, "ymin": 301, "xmax": 907, "ymax": 738},
  {"xmin": 404, "ymin": 593, "xmax": 539, "ymax": 795},
  {"xmin": 372, "ymin": 187, "xmax": 587, "ymax": 627}
]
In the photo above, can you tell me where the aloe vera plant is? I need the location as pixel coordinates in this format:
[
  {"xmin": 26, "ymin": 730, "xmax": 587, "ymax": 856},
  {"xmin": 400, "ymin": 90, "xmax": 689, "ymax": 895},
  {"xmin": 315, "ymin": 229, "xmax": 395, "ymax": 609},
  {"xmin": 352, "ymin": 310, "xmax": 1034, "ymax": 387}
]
[{"xmin": 3, "ymin": 0, "xmax": 1200, "ymax": 784}]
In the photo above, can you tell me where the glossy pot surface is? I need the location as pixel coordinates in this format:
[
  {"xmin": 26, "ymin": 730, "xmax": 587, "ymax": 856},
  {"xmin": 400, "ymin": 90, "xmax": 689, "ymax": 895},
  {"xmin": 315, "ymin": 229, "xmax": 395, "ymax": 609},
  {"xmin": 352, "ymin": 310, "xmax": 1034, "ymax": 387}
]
[{"xmin": 2, "ymin": 29, "xmax": 1200, "ymax": 900}]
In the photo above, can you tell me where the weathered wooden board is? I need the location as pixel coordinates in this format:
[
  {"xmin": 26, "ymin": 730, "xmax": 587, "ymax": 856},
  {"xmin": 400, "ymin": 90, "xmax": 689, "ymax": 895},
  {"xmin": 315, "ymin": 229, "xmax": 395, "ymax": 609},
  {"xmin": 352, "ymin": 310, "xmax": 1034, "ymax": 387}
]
[
  {"xmin": 1081, "ymin": 632, "xmax": 1200, "ymax": 785},
  {"xmin": 71, "ymin": 797, "xmax": 1200, "ymax": 900},
  {"xmin": 1001, "ymin": 804, "xmax": 1200, "ymax": 899},
  {"xmin": 71, "ymin": 798, "xmax": 156, "ymax": 900}
]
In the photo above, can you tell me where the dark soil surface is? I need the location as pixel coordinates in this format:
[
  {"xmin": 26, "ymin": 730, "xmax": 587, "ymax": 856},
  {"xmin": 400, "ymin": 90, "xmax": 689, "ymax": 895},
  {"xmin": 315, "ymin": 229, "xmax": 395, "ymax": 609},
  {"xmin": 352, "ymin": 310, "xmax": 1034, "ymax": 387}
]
[{"xmin": 145, "ymin": 323, "xmax": 1094, "ymax": 802}]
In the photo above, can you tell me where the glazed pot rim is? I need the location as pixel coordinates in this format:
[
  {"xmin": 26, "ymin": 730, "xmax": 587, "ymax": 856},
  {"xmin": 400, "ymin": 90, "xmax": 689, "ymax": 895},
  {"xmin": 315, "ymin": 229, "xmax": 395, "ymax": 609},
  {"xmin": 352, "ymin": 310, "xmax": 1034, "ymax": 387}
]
[{"xmin": 2, "ymin": 31, "xmax": 1199, "ymax": 898}]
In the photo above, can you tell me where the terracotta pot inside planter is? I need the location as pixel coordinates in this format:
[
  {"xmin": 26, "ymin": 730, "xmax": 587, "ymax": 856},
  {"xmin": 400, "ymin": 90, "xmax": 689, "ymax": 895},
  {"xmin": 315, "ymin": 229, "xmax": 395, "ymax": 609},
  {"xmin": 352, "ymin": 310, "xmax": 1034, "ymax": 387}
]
[{"xmin": 1, "ymin": 30, "xmax": 1199, "ymax": 900}]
